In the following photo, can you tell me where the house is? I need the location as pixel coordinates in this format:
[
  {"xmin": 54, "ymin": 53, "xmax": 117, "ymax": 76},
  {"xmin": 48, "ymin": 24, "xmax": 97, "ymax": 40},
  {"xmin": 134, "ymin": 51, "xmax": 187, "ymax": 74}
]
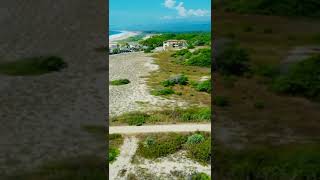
[{"xmin": 163, "ymin": 40, "xmax": 187, "ymax": 50}]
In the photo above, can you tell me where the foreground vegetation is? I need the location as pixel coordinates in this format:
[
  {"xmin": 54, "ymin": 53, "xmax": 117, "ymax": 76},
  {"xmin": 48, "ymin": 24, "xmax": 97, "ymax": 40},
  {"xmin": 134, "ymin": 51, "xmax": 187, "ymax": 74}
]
[
  {"xmin": 110, "ymin": 79, "xmax": 130, "ymax": 86},
  {"xmin": 136, "ymin": 132, "xmax": 211, "ymax": 165},
  {"xmin": 0, "ymin": 56, "xmax": 67, "ymax": 76},
  {"xmin": 108, "ymin": 134, "xmax": 123, "ymax": 163},
  {"xmin": 215, "ymin": 143, "xmax": 320, "ymax": 180},
  {"xmin": 6, "ymin": 156, "xmax": 106, "ymax": 180},
  {"xmin": 111, "ymin": 107, "xmax": 211, "ymax": 126}
]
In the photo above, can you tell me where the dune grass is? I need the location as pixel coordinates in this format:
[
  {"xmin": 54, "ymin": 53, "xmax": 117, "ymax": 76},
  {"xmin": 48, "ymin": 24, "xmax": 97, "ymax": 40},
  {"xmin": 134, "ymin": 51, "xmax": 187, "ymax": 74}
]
[
  {"xmin": 148, "ymin": 51, "xmax": 211, "ymax": 105},
  {"xmin": 110, "ymin": 79, "xmax": 130, "ymax": 86},
  {"xmin": 110, "ymin": 107, "xmax": 211, "ymax": 126},
  {"xmin": 0, "ymin": 56, "xmax": 67, "ymax": 76}
]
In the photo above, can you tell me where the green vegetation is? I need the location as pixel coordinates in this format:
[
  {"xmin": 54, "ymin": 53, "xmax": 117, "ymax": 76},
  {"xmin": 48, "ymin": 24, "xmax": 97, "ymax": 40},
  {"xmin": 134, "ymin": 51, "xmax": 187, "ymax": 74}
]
[
  {"xmin": 187, "ymin": 134, "xmax": 205, "ymax": 145},
  {"xmin": 137, "ymin": 133, "xmax": 187, "ymax": 159},
  {"xmin": 194, "ymin": 80, "xmax": 212, "ymax": 93},
  {"xmin": 110, "ymin": 79, "xmax": 130, "ymax": 86},
  {"xmin": 272, "ymin": 55, "xmax": 320, "ymax": 101},
  {"xmin": 216, "ymin": 43, "xmax": 250, "ymax": 75},
  {"xmin": 191, "ymin": 172, "xmax": 211, "ymax": 180},
  {"xmin": 0, "ymin": 56, "xmax": 67, "ymax": 76},
  {"xmin": 111, "ymin": 107, "xmax": 211, "ymax": 125},
  {"xmin": 109, "ymin": 134, "xmax": 124, "ymax": 163},
  {"xmin": 137, "ymin": 132, "xmax": 211, "ymax": 165},
  {"xmin": 215, "ymin": 144, "xmax": 320, "ymax": 180},
  {"xmin": 149, "ymin": 51, "xmax": 210, "ymax": 106},
  {"xmin": 215, "ymin": 0, "xmax": 320, "ymax": 17},
  {"xmin": 7, "ymin": 156, "xmax": 106, "ymax": 180},
  {"xmin": 140, "ymin": 32, "xmax": 211, "ymax": 48},
  {"xmin": 151, "ymin": 88, "xmax": 175, "ymax": 96},
  {"xmin": 171, "ymin": 48, "xmax": 211, "ymax": 67},
  {"xmin": 162, "ymin": 74, "xmax": 188, "ymax": 87},
  {"xmin": 109, "ymin": 148, "xmax": 120, "ymax": 163}
]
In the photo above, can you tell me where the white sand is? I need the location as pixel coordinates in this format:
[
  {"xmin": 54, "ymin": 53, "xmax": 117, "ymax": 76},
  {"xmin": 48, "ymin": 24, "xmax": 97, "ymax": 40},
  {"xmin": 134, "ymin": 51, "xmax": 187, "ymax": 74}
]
[
  {"xmin": 109, "ymin": 31, "xmax": 141, "ymax": 44},
  {"xmin": 110, "ymin": 123, "xmax": 211, "ymax": 134}
]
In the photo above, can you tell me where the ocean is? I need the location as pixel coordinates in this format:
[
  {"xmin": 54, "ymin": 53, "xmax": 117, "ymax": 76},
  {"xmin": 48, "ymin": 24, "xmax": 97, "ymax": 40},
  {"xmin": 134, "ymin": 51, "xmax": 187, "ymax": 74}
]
[{"xmin": 109, "ymin": 30, "xmax": 121, "ymax": 36}]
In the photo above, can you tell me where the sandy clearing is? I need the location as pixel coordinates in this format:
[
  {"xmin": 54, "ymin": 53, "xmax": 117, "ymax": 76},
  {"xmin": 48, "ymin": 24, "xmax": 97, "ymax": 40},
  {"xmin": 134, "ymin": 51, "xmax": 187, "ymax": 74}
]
[
  {"xmin": 109, "ymin": 52, "xmax": 187, "ymax": 117},
  {"xmin": 109, "ymin": 137, "xmax": 138, "ymax": 180},
  {"xmin": 109, "ymin": 123, "xmax": 211, "ymax": 134}
]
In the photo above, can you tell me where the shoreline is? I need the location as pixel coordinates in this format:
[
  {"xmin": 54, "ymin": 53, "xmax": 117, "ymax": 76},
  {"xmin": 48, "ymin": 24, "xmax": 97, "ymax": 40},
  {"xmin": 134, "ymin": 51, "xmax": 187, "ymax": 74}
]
[{"xmin": 109, "ymin": 30, "xmax": 141, "ymax": 44}]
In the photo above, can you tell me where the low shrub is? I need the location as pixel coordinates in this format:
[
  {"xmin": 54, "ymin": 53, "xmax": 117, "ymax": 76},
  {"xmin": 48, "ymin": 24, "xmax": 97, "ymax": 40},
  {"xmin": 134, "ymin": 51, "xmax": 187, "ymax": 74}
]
[
  {"xmin": 191, "ymin": 173, "xmax": 211, "ymax": 180},
  {"xmin": 187, "ymin": 138, "xmax": 211, "ymax": 164},
  {"xmin": 108, "ymin": 147, "xmax": 120, "ymax": 163},
  {"xmin": 187, "ymin": 134, "xmax": 205, "ymax": 145},
  {"xmin": 178, "ymin": 107, "xmax": 211, "ymax": 122},
  {"xmin": 126, "ymin": 113, "xmax": 150, "ymax": 126},
  {"xmin": 137, "ymin": 133, "xmax": 188, "ymax": 159},
  {"xmin": 185, "ymin": 48, "xmax": 211, "ymax": 67},
  {"xmin": 152, "ymin": 88, "xmax": 175, "ymax": 96},
  {"xmin": 110, "ymin": 79, "xmax": 130, "ymax": 85},
  {"xmin": 195, "ymin": 80, "xmax": 212, "ymax": 93},
  {"xmin": 253, "ymin": 64, "xmax": 279, "ymax": 78},
  {"xmin": 143, "ymin": 136, "xmax": 156, "ymax": 148},
  {"xmin": 162, "ymin": 74, "xmax": 189, "ymax": 87},
  {"xmin": 213, "ymin": 96, "xmax": 229, "ymax": 107}
]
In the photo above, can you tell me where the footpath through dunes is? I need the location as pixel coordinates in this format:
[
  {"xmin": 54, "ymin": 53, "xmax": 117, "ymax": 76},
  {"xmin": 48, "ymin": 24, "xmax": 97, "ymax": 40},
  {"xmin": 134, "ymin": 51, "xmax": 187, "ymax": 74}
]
[
  {"xmin": 109, "ymin": 123, "xmax": 211, "ymax": 134},
  {"xmin": 0, "ymin": 0, "xmax": 107, "ymax": 177}
]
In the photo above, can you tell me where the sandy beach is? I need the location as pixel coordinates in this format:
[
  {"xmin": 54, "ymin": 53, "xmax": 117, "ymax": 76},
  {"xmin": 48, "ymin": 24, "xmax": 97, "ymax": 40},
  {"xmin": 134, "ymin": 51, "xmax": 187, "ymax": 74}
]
[{"xmin": 109, "ymin": 31, "xmax": 141, "ymax": 44}]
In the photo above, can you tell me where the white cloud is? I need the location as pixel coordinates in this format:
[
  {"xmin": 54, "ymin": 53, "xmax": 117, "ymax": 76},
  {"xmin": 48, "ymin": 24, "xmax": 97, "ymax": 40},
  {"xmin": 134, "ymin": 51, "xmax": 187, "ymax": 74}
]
[
  {"xmin": 175, "ymin": 2, "xmax": 187, "ymax": 16},
  {"xmin": 187, "ymin": 9, "xmax": 210, "ymax": 16},
  {"xmin": 163, "ymin": 0, "xmax": 176, "ymax": 9},
  {"xmin": 163, "ymin": 0, "xmax": 210, "ymax": 18}
]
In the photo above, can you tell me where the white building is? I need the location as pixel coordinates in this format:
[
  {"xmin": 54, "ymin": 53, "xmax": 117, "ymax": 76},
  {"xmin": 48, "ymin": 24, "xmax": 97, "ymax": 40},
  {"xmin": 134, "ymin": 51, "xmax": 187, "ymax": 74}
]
[{"xmin": 163, "ymin": 40, "xmax": 187, "ymax": 50}]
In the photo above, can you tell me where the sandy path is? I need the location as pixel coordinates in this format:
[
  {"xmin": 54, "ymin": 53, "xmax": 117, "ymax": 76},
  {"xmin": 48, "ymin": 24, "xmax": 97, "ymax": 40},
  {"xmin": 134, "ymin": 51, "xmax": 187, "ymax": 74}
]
[
  {"xmin": 109, "ymin": 137, "xmax": 138, "ymax": 180},
  {"xmin": 110, "ymin": 123, "xmax": 211, "ymax": 134}
]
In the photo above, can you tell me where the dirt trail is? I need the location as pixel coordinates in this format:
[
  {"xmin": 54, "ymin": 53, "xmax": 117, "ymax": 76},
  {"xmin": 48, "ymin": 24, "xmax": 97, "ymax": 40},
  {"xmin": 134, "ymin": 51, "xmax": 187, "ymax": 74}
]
[
  {"xmin": 110, "ymin": 123, "xmax": 211, "ymax": 134},
  {"xmin": 109, "ymin": 137, "xmax": 138, "ymax": 180}
]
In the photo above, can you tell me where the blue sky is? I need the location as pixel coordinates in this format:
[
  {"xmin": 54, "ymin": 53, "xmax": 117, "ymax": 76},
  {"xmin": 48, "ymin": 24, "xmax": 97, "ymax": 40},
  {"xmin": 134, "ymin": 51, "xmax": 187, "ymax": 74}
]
[{"xmin": 110, "ymin": 0, "xmax": 211, "ymax": 31}]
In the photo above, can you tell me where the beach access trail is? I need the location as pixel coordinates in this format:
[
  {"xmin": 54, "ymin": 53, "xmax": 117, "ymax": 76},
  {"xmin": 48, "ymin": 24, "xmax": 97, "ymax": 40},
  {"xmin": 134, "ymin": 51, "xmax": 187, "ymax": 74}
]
[{"xmin": 110, "ymin": 123, "xmax": 211, "ymax": 134}]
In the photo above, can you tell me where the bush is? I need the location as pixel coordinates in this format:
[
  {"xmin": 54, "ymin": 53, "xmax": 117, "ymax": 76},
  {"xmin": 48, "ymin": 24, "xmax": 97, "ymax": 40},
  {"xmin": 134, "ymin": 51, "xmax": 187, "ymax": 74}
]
[
  {"xmin": 0, "ymin": 56, "xmax": 67, "ymax": 76},
  {"xmin": 108, "ymin": 147, "xmax": 120, "ymax": 163},
  {"xmin": 162, "ymin": 74, "xmax": 189, "ymax": 87},
  {"xmin": 126, "ymin": 113, "xmax": 150, "ymax": 126},
  {"xmin": 179, "ymin": 107, "xmax": 211, "ymax": 122},
  {"xmin": 271, "ymin": 55, "xmax": 320, "ymax": 100},
  {"xmin": 143, "ymin": 136, "xmax": 156, "ymax": 148},
  {"xmin": 216, "ymin": 43, "xmax": 250, "ymax": 75},
  {"xmin": 187, "ymin": 139, "xmax": 211, "ymax": 164},
  {"xmin": 188, "ymin": 44, "xmax": 195, "ymax": 49},
  {"xmin": 152, "ymin": 88, "xmax": 175, "ymax": 96},
  {"xmin": 191, "ymin": 173, "xmax": 211, "ymax": 180},
  {"xmin": 144, "ymin": 47, "xmax": 153, "ymax": 53},
  {"xmin": 187, "ymin": 134, "xmax": 205, "ymax": 145},
  {"xmin": 137, "ymin": 133, "xmax": 188, "ymax": 159},
  {"xmin": 185, "ymin": 48, "xmax": 211, "ymax": 67},
  {"xmin": 110, "ymin": 79, "xmax": 130, "ymax": 85},
  {"xmin": 253, "ymin": 64, "xmax": 279, "ymax": 78},
  {"xmin": 195, "ymin": 80, "xmax": 212, "ymax": 93},
  {"xmin": 213, "ymin": 96, "xmax": 229, "ymax": 107}
]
